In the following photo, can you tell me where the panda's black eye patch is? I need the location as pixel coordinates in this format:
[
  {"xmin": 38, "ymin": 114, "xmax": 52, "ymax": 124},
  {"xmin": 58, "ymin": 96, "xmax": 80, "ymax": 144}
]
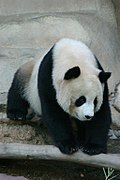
[
  {"xmin": 94, "ymin": 97, "xmax": 98, "ymax": 108},
  {"xmin": 75, "ymin": 96, "xmax": 86, "ymax": 107}
]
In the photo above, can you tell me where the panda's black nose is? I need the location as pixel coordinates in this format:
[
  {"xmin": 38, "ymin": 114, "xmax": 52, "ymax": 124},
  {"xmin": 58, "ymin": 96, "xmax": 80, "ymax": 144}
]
[{"xmin": 85, "ymin": 115, "xmax": 93, "ymax": 119}]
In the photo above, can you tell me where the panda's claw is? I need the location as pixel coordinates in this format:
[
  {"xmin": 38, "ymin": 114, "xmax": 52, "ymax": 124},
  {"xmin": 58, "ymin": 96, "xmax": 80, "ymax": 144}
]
[
  {"xmin": 7, "ymin": 113, "xmax": 26, "ymax": 120},
  {"xmin": 82, "ymin": 144, "xmax": 107, "ymax": 155},
  {"xmin": 57, "ymin": 140, "xmax": 79, "ymax": 154}
]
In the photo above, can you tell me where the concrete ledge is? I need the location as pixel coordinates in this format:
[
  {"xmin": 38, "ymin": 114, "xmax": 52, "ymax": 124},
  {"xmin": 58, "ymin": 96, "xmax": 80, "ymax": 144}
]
[
  {"xmin": 0, "ymin": 17, "xmax": 90, "ymax": 49},
  {"xmin": 0, "ymin": 0, "xmax": 98, "ymax": 16}
]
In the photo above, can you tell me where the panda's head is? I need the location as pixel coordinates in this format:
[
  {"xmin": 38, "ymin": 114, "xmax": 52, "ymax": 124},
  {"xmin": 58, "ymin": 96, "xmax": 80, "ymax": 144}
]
[{"xmin": 52, "ymin": 38, "xmax": 111, "ymax": 121}]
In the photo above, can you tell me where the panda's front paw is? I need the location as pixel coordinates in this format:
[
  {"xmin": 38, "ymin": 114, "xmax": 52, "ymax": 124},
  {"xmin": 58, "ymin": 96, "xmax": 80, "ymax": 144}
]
[
  {"xmin": 57, "ymin": 140, "xmax": 79, "ymax": 154},
  {"xmin": 81, "ymin": 144, "xmax": 107, "ymax": 155},
  {"xmin": 7, "ymin": 112, "xmax": 26, "ymax": 120}
]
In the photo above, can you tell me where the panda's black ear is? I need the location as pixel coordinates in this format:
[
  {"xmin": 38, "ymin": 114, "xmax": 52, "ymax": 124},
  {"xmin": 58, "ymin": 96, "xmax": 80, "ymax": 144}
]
[
  {"xmin": 98, "ymin": 71, "xmax": 111, "ymax": 83},
  {"xmin": 64, "ymin": 66, "xmax": 81, "ymax": 80}
]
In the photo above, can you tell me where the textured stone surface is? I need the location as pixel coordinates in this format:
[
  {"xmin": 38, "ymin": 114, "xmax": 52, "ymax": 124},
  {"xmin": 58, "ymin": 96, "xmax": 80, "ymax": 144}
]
[
  {"xmin": 0, "ymin": 0, "xmax": 97, "ymax": 15},
  {"xmin": 110, "ymin": 82, "xmax": 120, "ymax": 127},
  {"xmin": 0, "ymin": 17, "xmax": 90, "ymax": 49},
  {"xmin": 113, "ymin": 0, "xmax": 120, "ymax": 34},
  {"xmin": 0, "ymin": 48, "xmax": 44, "ymax": 92}
]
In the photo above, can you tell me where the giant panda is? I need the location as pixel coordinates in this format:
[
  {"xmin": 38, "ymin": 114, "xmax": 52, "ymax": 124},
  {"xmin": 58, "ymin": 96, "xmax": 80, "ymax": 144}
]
[{"xmin": 7, "ymin": 38, "xmax": 112, "ymax": 155}]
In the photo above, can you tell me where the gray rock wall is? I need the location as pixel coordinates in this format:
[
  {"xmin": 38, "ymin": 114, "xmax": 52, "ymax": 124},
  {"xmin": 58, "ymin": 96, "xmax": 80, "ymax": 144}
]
[{"xmin": 113, "ymin": 0, "xmax": 120, "ymax": 35}]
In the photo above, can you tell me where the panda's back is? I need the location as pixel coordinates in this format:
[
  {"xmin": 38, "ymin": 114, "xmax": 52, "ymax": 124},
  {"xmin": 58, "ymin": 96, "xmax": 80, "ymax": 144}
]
[
  {"xmin": 52, "ymin": 38, "xmax": 99, "ymax": 88},
  {"xmin": 24, "ymin": 59, "xmax": 42, "ymax": 115}
]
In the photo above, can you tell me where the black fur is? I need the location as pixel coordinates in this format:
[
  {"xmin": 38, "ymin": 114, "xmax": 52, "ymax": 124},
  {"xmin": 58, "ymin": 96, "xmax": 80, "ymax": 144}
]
[
  {"xmin": 7, "ymin": 49, "xmax": 112, "ymax": 155},
  {"xmin": 64, "ymin": 66, "xmax": 80, "ymax": 80},
  {"xmin": 7, "ymin": 71, "xmax": 29, "ymax": 120},
  {"xmin": 99, "ymin": 72, "xmax": 111, "ymax": 83},
  {"xmin": 75, "ymin": 81, "xmax": 111, "ymax": 155}
]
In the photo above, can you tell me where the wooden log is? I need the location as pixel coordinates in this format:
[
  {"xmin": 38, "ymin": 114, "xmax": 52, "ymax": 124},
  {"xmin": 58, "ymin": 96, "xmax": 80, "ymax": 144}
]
[{"xmin": 0, "ymin": 143, "xmax": 120, "ymax": 170}]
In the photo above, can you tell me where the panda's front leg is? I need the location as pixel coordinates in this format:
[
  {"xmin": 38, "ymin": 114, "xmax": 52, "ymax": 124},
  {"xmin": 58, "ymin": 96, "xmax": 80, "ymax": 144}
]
[
  {"xmin": 81, "ymin": 120, "xmax": 109, "ymax": 155},
  {"xmin": 81, "ymin": 110, "xmax": 111, "ymax": 155},
  {"xmin": 41, "ymin": 100, "xmax": 79, "ymax": 154},
  {"xmin": 82, "ymin": 87, "xmax": 111, "ymax": 155}
]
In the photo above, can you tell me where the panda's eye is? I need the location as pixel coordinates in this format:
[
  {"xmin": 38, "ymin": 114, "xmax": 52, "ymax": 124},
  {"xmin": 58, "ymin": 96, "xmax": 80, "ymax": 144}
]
[
  {"xmin": 94, "ymin": 97, "xmax": 98, "ymax": 108},
  {"xmin": 75, "ymin": 96, "xmax": 86, "ymax": 107}
]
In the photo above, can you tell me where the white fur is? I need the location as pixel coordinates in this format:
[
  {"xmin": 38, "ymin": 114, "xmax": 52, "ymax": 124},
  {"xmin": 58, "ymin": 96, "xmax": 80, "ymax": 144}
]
[
  {"xmin": 25, "ymin": 50, "xmax": 51, "ymax": 115},
  {"xmin": 25, "ymin": 59, "xmax": 42, "ymax": 115},
  {"xmin": 52, "ymin": 38, "xmax": 103, "ymax": 121},
  {"xmin": 24, "ymin": 38, "xmax": 103, "ymax": 121}
]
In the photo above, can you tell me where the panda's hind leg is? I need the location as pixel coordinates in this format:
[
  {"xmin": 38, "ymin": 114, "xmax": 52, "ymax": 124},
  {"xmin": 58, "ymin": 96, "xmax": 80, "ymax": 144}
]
[{"xmin": 7, "ymin": 71, "xmax": 29, "ymax": 120}]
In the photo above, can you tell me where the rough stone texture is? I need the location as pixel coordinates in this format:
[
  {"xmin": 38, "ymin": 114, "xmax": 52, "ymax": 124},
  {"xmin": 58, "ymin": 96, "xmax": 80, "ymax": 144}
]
[
  {"xmin": 0, "ymin": 0, "xmax": 98, "ymax": 15},
  {"xmin": 113, "ymin": 82, "xmax": 120, "ymax": 112},
  {"xmin": 0, "ymin": 92, "xmax": 7, "ymax": 105},
  {"xmin": 0, "ymin": 17, "xmax": 91, "ymax": 49},
  {"xmin": 112, "ymin": 0, "xmax": 120, "ymax": 35},
  {"xmin": 111, "ymin": 105, "xmax": 120, "ymax": 128},
  {"xmin": 110, "ymin": 82, "xmax": 120, "ymax": 127},
  {"xmin": 97, "ymin": 0, "xmax": 116, "ymax": 25},
  {"xmin": 0, "ymin": 48, "xmax": 44, "ymax": 92}
]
